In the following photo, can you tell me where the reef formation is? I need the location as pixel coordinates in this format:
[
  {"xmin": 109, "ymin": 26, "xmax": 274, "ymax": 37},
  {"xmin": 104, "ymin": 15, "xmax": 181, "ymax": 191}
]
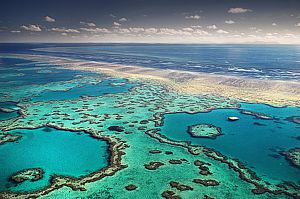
[
  {"xmin": 281, "ymin": 148, "xmax": 300, "ymax": 169},
  {"xmin": 187, "ymin": 124, "xmax": 222, "ymax": 139},
  {"xmin": 10, "ymin": 168, "xmax": 44, "ymax": 184},
  {"xmin": 0, "ymin": 54, "xmax": 299, "ymax": 199}
]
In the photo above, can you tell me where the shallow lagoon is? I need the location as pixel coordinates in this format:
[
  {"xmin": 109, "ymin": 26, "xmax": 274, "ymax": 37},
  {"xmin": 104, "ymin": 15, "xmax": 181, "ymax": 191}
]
[
  {"xmin": 0, "ymin": 127, "xmax": 109, "ymax": 192},
  {"xmin": 161, "ymin": 103, "xmax": 300, "ymax": 183},
  {"xmin": 31, "ymin": 78, "xmax": 136, "ymax": 102},
  {"xmin": 0, "ymin": 101, "xmax": 20, "ymax": 121},
  {"xmin": 0, "ymin": 110, "xmax": 19, "ymax": 121}
]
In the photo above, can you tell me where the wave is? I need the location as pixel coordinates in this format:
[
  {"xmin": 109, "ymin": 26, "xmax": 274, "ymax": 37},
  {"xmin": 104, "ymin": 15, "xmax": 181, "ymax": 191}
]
[{"xmin": 227, "ymin": 67, "xmax": 263, "ymax": 73}]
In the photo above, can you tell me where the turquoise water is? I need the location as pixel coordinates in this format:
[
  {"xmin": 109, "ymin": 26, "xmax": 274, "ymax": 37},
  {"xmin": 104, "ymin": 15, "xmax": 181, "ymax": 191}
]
[
  {"xmin": 0, "ymin": 111, "xmax": 19, "ymax": 121},
  {"xmin": 31, "ymin": 78, "xmax": 136, "ymax": 102},
  {"xmin": 161, "ymin": 103, "xmax": 300, "ymax": 183},
  {"xmin": 0, "ymin": 127, "xmax": 109, "ymax": 192},
  {"xmin": 0, "ymin": 101, "xmax": 19, "ymax": 110},
  {"xmin": 0, "ymin": 101, "xmax": 20, "ymax": 121},
  {"xmin": 0, "ymin": 57, "xmax": 136, "ymax": 104}
]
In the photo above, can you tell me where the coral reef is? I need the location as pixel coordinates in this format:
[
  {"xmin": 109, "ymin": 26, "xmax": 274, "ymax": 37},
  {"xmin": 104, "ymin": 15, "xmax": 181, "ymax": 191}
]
[
  {"xmin": 10, "ymin": 168, "xmax": 44, "ymax": 183},
  {"xmin": 280, "ymin": 148, "xmax": 300, "ymax": 168},
  {"xmin": 187, "ymin": 124, "xmax": 222, "ymax": 139}
]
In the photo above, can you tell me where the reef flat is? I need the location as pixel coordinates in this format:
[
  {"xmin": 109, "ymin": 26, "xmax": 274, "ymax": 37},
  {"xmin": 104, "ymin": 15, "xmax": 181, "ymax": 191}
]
[
  {"xmin": 0, "ymin": 101, "xmax": 21, "ymax": 121},
  {"xmin": 281, "ymin": 148, "xmax": 300, "ymax": 169},
  {"xmin": 0, "ymin": 133, "xmax": 21, "ymax": 145},
  {"xmin": 187, "ymin": 124, "xmax": 222, "ymax": 139},
  {"xmin": 0, "ymin": 54, "xmax": 299, "ymax": 199},
  {"xmin": 9, "ymin": 53, "xmax": 299, "ymax": 107},
  {"xmin": 10, "ymin": 168, "xmax": 44, "ymax": 184}
]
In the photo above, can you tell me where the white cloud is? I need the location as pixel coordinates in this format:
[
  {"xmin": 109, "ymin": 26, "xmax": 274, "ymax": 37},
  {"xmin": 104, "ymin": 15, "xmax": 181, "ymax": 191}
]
[
  {"xmin": 295, "ymin": 23, "xmax": 300, "ymax": 27},
  {"xmin": 119, "ymin": 18, "xmax": 127, "ymax": 22},
  {"xmin": 106, "ymin": 26, "xmax": 211, "ymax": 37},
  {"xmin": 272, "ymin": 23, "xmax": 277, "ymax": 26},
  {"xmin": 129, "ymin": 27, "xmax": 144, "ymax": 33},
  {"xmin": 249, "ymin": 27, "xmax": 263, "ymax": 33},
  {"xmin": 191, "ymin": 25, "xmax": 202, "ymax": 28},
  {"xmin": 228, "ymin": 7, "xmax": 252, "ymax": 14},
  {"xmin": 113, "ymin": 22, "xmax": 121, "ymax": 26},
  {"xmin": 194, "ymin": 29, "xmax": 209, "ymax": 35},
  {"xmin": 15, "ymin": 25, "xmax": 299, "ymax": 44},
  {"xmin": 290, "ymin": 14, "xmax": 300, "ymax": 18},
  {"xmin": 51, "ymin": 28, "xmax": 80, "ymax": 33},
  {"xmin": 21, "ymin": 24, "xmax": 42, "ymax": 32},
  {"xmin": 232, "ymin": 34, "xmax": 242, "ymax": 37},
  {"xmin": 80, "ymin": 28, "xmax": 110, "ymax": 33},
  {"xmin": 284, "ymin": 33, "xmax": 296, "ymax": 38},
  {"xmin": 156, "ymin": 28, "xmax": 193, "ymax": 36},
  {"xmin": 44, "ymin": 16, "xmax": 55, "ymax": 22},
  {"xmin": 11, "ymin": 30, "xmax": 21, "ymax": 33},
  {"xmin": 145, "ymin": 28, "xmax": 157, "ymax": 34},
  {"xmin": 110, "ymin": 14, "xmax": 116, "ymax": 18},
  {"xmin": 80, "ymin": 21, "xmax": 96, "ymax": 27},
  {"xmin": 266, "ymin": 33, "xmax": 273, "ymax": 36},
  {"xmin": 182, "ymin": 27, "xmax": 193, "ymax": 32},
  {"xmin": 207, "ymin": 25, "xmax": 217, "ymax": 30},
  {"xmin": 217, "ymin": 29, "xmax": 229, "ymax": 34},
  {"xmin": 185, "ymin": 15, "xmax": 201, "ymax": 20},
  {"xmin": 225, "ymin": 20, "xmax": 235, "ymax": 24},
  {"xmin": 117, "ymin": 28, "xmax": 130, "ymax": 33}
]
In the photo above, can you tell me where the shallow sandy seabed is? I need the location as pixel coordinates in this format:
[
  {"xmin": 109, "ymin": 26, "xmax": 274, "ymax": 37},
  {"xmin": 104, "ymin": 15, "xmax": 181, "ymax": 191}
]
[
  {"xmin": 0, "ymin": 54, "xmax": 299, "ymax": 199},
  {"xmin": 2, "ymin": 53, "xmax": 300, "ymax": 107}
]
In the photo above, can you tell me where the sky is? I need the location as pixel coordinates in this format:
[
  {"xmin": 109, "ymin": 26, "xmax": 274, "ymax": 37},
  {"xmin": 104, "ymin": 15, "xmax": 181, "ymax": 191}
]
[{"xmin": 1, "ymin": 0, "xmax": 300, "ymax": 44}]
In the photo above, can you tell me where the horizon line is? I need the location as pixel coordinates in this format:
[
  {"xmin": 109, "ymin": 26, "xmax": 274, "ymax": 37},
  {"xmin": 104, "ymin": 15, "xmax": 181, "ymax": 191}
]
[{"xmin": 1, "ymin": 42, "xmax": 300, "ymax": 45}]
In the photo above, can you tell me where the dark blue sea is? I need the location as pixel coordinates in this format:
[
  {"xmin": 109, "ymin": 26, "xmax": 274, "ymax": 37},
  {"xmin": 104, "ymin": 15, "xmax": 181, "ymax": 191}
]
[{"xmin": 1, "ymin": 43, "xmax": 300, "ymax": 81}]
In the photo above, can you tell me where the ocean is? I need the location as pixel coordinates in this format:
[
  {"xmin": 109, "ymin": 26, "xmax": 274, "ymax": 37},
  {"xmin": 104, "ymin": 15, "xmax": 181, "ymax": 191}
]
[{"xmin": 1, "ymin": 43, "xmax": 300, "ymax": 81}]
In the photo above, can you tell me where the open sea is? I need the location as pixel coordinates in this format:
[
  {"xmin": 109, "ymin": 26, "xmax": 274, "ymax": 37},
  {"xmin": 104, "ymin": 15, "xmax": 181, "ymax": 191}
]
[{"xmin": 1, "ymin": 43, "xmax": 300, "ymax": 81}]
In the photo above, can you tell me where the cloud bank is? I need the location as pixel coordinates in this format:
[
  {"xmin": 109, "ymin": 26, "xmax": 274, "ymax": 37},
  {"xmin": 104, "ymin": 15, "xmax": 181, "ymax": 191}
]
[
  {"xmin": 21, "ymin": 24, "xmax": 42, "ymax": 32},
  {"xmin": 228, "ymin": 7, "xmax": 252, "ymax": 14}
]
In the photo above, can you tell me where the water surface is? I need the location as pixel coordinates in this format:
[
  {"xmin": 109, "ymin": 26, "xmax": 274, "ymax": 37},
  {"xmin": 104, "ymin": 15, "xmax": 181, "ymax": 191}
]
[
  {"xmin": 161, "ymin": 103, "xmax": 300, "ymax": 183},
  {"xmin": 3, "ymin": 43, "xmax": 298, "ymax": 80},
  {"xmin": 31, "ymin": 78, "xmax": 136, "ymax": 102},
  {"xmin": 0, "ymin": 127, "xmax": 109, "ymax": 192}
]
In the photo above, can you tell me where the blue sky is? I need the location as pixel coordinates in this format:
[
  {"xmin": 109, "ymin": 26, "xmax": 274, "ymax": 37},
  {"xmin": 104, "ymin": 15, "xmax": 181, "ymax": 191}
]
[{"xmin": 1, "ymin": 0, "xmax": 300, "ymax": 43}]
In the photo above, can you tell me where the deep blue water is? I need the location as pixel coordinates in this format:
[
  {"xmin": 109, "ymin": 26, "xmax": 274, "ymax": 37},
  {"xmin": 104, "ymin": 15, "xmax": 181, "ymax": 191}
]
[
  {"xmin": 0, "ymin": 127, "xmax": 109, "ymax": 192},
  {"xmin": 0, "ymin": 57, "xmax": 98, "ymax": 88},
  {"xmin": 1, "ymin": 43, "xmax": 299, "ymax": 80},
  {"xmin": 161, "ymin": 103, "xmax": 300, "ymax": 184}
]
